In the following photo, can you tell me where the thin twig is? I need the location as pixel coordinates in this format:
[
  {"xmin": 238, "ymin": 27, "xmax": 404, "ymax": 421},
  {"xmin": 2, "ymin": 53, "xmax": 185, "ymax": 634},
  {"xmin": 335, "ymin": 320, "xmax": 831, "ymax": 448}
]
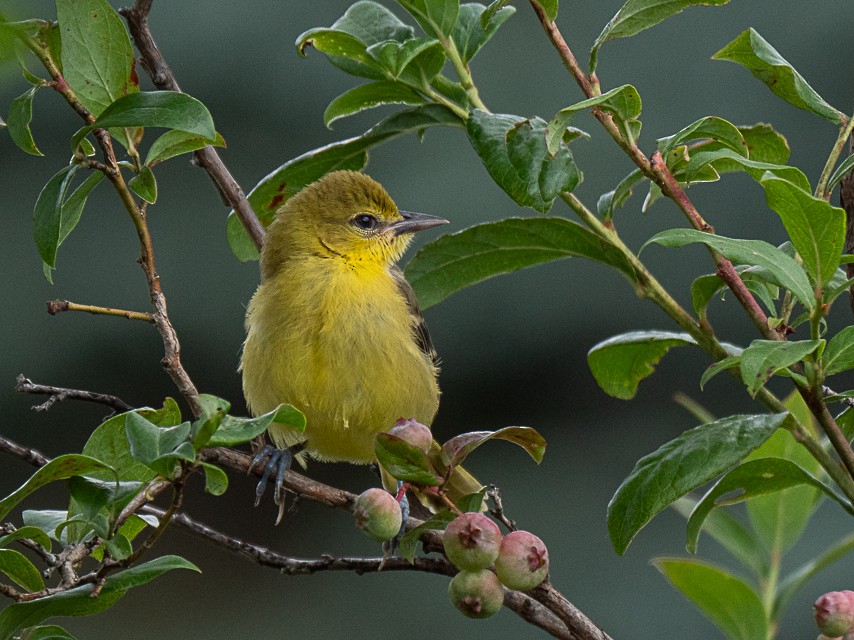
[
  {"xmin": 15, "ymin": 374, "xmax": 133, "ymax": 414},
  {"xmin": 120, "ymin": 0, "xmax": 265, "ymax": 252},
  {"xmin": 47, "ymin": 299, "xmax": 154, "ymax": 323}
]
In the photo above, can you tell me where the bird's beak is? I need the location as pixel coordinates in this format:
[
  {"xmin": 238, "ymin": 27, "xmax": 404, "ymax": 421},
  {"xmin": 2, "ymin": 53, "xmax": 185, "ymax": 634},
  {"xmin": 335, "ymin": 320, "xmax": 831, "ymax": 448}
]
[{"xmin": 389, "ymin": 210, "xmax": 449, "ymax": 236}]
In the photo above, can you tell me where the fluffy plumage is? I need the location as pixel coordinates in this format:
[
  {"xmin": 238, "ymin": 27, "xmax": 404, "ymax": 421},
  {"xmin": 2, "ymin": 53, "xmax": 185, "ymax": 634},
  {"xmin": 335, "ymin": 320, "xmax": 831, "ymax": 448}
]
[{"xmin": 241, "ymin": 171, "xmax": 441, "ymax": 462}]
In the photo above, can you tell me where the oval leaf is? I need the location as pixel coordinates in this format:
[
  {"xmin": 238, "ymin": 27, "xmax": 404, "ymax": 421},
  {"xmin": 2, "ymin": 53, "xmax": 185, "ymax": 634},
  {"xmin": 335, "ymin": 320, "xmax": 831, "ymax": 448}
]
[
  {"xmin": 323, "ymin": 81, "xmax": 424, "ymax": 128},
  {"xmin": 71, "ymin": 91, "xmax": 216, "ymax": 151},
  {"xmin": 587, "ymin": 330, "xmax": 697, "ymax": 400},
  {"xmin": 7, "ymin": 86, "xmax": 42, "ymax": 156},
  {"xmin": 468, "ymin": 110, "xmax": 581, "ymax": 213},
  {"xmin": 823, "ymin": 326, "xmax": 854, "ymax": 376},
  {"xmin": 441, "ymin": 426, "xmax": 546, "ymax": 470},
  {"xmin": 760, "ymin": 174, "xmax": 845, "ymax": 287},
  {"xmin": 397, "ymin": 0, "xmax": 460, "ymax": 38},
  {"xmin": 375, "ymin": 432, "xmax": 441, "ymax": 486},
  {"xmin": 738, "ymin": 339, "xmax": 823, "ymax": 397},
  {"xmin": 686, "ymin": 457, "xmax": 844, "ymax": 554},
  {"xmin": 608, "ymin": 412, "xmax": 788, "ymax": 554},
  {"xmin": 654, "ymin": 558, "xmax": 768, "ymax": 640},
  {"xmin": 0, "ymin": 455, "xmax": 116, "ymax": 522},
  {"xmin": 406, "ymin": 216, "xmax": 636, "ymax": 309},
  {"xmin": 128, "ymin": 166, "xmax": 157, "ymax": 204},
  {"xmin": 547, "ymin": 84, "xmax": 641, "ymax": 155},
  {"xmin": 56, "ymin": 0, "xmax": 138, "ymax": 117},
  {"xmin": 643, "ymin": 228, "xmax": 814, "ymax": 308},
  {"xmin": 713, "ymin": 28, "xmax": 843, "ymax": 123},
  {"xmin": 452, "ymin": 2, "xmax": 515, "ymax": 63},
  {"xmin": 145, "ymin": 130, "xmax": 226, "ymax": 167},
  {"xmin": 33, "ymin": 166, "xmax": 77, "ymax": 268},
  {"xmin": 590, "ymin": 0, "xmax": 730, "ymax": 73},
  {"xmin": 0, "ymin": 549, "xmax": 45, "ymax": 592},
  {"xmin": 207, "ymin": 404, "xmax": 306, "ymax": 447}
]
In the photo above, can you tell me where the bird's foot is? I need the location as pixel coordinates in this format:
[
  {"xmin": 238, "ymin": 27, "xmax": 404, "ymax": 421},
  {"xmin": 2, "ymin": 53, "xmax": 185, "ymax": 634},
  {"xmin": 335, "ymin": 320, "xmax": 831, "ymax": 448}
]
[
  {"xmin": 249, "ymin": 445, "xmax": 294, "ymax": 525},
  {"xmin": 384, "ymin": 481, "xmax": 410, "ymax": 557}
]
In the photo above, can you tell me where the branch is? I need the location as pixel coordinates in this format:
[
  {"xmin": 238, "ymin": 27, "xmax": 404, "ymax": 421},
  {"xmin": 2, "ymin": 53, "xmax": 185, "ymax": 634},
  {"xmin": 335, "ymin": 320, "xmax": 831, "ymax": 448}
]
[
  {"xmin": 529, "ymin": 2, "xmax": 777, "ymax": 342},
  {"xmin": 47, "ymin": 299, "xmax": 154, "ymax": 323},
  {"xmin": 120, "ymin": 0, "xmax": 265, "ymax": 252},
  {"xmin": 15, "ymin": 374, "xmax": 132, "ymax": 415}
]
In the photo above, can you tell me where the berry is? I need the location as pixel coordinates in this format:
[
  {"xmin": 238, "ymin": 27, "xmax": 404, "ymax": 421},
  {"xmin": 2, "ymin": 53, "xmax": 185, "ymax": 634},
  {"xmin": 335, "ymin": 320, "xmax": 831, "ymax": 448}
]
[
  {"xmin": 443, "ymin": 513, "xmax": 502, "ymax": 571},
  {"xmin": 494, "ymin": 530, "xmax": 549, "ymax": 591},
  {"xmin": 815, "ymin": 590, "xmax": 854, "ymax": 637},
  {"xmin": 388, "ymin": 418, "xmax": 432, "ymax": 453},
  {"xmin": 353, "ymin": 488, "xmax": 402, "ymax": 542},
  {"xmin": 448, "ymin": 570, "xmax": 504, "ymax": 619}
]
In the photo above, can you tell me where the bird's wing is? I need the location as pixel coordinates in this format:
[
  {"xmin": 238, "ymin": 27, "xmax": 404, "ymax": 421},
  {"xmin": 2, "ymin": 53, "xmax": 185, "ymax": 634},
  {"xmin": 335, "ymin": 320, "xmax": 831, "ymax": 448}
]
[{"xmin": 391, "ymin": 266, "xmax": 438, "ymax": 366}]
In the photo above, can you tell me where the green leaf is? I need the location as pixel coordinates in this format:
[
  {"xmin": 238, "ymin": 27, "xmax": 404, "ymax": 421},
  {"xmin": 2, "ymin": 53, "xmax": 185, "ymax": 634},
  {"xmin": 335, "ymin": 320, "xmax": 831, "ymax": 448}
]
[
  {"xmin": 55, "ymin": 0, "xmax": 137, "ymax": 117},
  {"xmin": 124, "ymin": 413, "xmax": 194, "ymax": 478},
  {"xmin": 739, "ymin": 339, "xmax": 823, "ymax": 397},
  {"xmin": 26, "ymin": 625, "xmax": 78, "ymax": 640},
  {"xmin": 452, "ymin": 2, "xmax": 514, "ymax": 63},
  {"xmin": 658, "ymin": 116, "xmax": 747, "ymax": 158},
  {"xmin": 375, "ymin": 433, "xmax": 441, "ymax": 486},
  {"xmin": 547, "ymin": 84, "xmax": 641, "ymax": 155},
  {"xmin": 760, "ymin": 175, "xmax": 845, "ymax": 287},
  {"xmin": 738, "ymin": 123, "xmax": 790, "ymax": 164},
  {"xmin": 33, "ymin": 166, "xmax": 77, "ymax": 269},
  {"xmin": 700, "ymin": 354, "xmax": 741, "ymax": 390},
  {"xmin": 823, "ymin": 326, "xmax": 854, "ymax": 376},
  {"xmin": 366, "ymin": 37, "xmax": 442, "ymax": 79},
  {"xmin": 21, "ymin": 511, "xmax": 68, "ymax": 544},
  {"xmin": 440, "ymin": 426, "xmax": 546, "ymax": 470},
  {"xmin": 81, "ymin": 411, "xmax": 159, "ymax": 483},
  {"xmin": 59, "ymin": 171, "xmax": 105, "ymax": 248},
  {"xmin": 671, "ymin": 496, "xmax": 767, "ymax": 576},
  {"xmin": 7, "ymin": 86, "xmax": 42, "ymax": 156},
  {"xmin": 191, "ymin": 395, "xmax": 230, "ymax": 449},
  {"xmin": 643, "ymin": 228, "xmax": 814, "ymax": 308},
  {"xmin": 467, "ymin": 110, "xmax": 581, "ymax": 212},
  {"xmin": 828, "ymin": 154, "xmax": 854, "ymax": 194},
  {"xmin": 323, "ymin": 81, "xmax": 424, "ymax": 128},
  {"xmin": 406, "ymin": 217, "xmax": 635, "ymax": 309},
  {"xmin": 200, "ymin": 462, "xmax": 228, "ymax": 496},
  {"xmin": 127, "ymin": 166, "xmax": 157, "ymax": 204},
  {"xmin": 396, "ymin": 0, "xmax": 460, "ymax": 38},
  {"xmin": 68, "ymin": 477, "xmax": 141, "ymax": 525},
  {"xmin": 775, "ymin": 531, "xmax": 854, "ymax": 618},
  {"xmin": 0, "ymin": 527, "xmax": 52, "ymax": 554},
  {"xmin": 296, "ymin": 2, "xmax": 414, "ymax": 80},
  {"xmin": 654, "ymin": 558, "xmax": 768, "ymax": 640},
  {"xmin": 590, "ymin": 0, "xmax": 730, "ymax": 73},
  {"xmin": 0, "ymin": 549, "xmax": 45, "ymax": 592},
  {"xmin": 597, "ymin": 169, "xmax": 646, "ymax": 219},
  {"xmin": 71, "ymin": 91, "xmax": 216, "ymax": 151},
  {"xmin": 684, "ymin": 148, "xmax": 810, "ymax": 192},
  {"xmin": 587, "ymin": 331, "xmax": 696, "ymax": 400},
  {"xmin": 399, "ymin": 510, "xmax": 454, "ymax": 563},
  {"xmin": 207, "ymin": 404, "xmax": 306, "ymax": 447},
  {"xmin": 608, "ymin": 413, "xmax": 787, "ymax": 554},
  {"xmin": 102, "ymin": 533, "xmax": 132, "ymax": 561},
  {"xmin": 686, "ymin": 458, "xmax": 843, "ymax": 554},
  {"xmin": 744, "ymin": 394, "xmax": 824, "ymax": 556},
  {"xmin": 712, "ymin": 29, "xmax": 843, "ymax": 124},
  {"xmin": 229, "ymin": 104, "xmax": 462, "ymax": 261},
  {"xmin": 0, "ymin": 455, "xmax": 115, "ymax": 522},
  {"xmin": 145, "ymin": 130, "xmax": 226, "ymax": 167},
  {"xmin": 0, "ymin": 556, "xmax": 198, "ymax": 639}
]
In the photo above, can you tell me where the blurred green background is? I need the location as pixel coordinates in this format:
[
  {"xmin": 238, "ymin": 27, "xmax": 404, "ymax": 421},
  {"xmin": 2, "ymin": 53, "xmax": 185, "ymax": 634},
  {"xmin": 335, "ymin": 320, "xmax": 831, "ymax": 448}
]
[{"xmin": 1, "ymin": 1, "xmax": 852, "ymax": 638}]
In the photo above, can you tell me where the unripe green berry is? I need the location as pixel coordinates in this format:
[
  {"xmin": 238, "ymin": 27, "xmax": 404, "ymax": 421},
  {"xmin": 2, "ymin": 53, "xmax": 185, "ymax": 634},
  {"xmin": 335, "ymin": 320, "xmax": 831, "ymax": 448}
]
[
  {"xmin": 443, "ymin": 512, "xmax": 502, "ymax": 570},
  {"xmin": 815, "ymin": 590, "xmax": 854, "ymax": 637},
  {"xmin": 494, "ymin": 530, "xmax": 549, "ymax": 591},
  {"xmin": 388, "ymin": 418, "xmax": 432, "ymax": 453},
  {"xmin": 353, "ymin": 488, "xmax": 402, "ymax": 542},
  {"xmin": 448, "ymin": 570, "xmax": 504, "ymax": 619}
]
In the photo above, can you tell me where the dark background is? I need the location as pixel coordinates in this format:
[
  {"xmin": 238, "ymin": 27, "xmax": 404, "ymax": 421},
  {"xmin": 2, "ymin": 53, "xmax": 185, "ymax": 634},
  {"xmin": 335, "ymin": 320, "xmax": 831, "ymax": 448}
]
[{"xmin": 1, "ymin": 1, "xmax": 852, "ymax": 638}]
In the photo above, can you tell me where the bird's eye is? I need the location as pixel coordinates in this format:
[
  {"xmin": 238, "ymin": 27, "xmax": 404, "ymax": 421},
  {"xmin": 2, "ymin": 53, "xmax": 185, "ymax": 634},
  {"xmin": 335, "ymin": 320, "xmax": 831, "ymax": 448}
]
[{"xmin": 352, "ymin": 214, "xmax": 379, "ymax": 231}]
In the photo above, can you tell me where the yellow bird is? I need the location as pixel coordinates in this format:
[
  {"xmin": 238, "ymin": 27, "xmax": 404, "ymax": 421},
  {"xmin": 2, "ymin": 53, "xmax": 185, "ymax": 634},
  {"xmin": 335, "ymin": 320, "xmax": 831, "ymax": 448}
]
[{"xmin": 241, "ymin": 170, "xmax": 479, "ymax": 518}]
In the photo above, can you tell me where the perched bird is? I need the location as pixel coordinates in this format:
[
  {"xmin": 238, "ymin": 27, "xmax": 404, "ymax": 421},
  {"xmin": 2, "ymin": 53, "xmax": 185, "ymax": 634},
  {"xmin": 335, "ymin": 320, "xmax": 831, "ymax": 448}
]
[{"xmin": 241, "ymin": 170, "xmax": 479, "ymax": 520}]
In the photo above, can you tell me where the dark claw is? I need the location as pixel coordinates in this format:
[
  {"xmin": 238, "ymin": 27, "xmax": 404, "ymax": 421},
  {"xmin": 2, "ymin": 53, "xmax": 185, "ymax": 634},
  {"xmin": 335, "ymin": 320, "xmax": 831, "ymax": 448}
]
[
  {"xmin": 386, "ymin": 481, "xmax": 410, "ymax": 556},
  {"xmin": 249, "ymin": 445, "xmax": 294, "ymax": 524}
]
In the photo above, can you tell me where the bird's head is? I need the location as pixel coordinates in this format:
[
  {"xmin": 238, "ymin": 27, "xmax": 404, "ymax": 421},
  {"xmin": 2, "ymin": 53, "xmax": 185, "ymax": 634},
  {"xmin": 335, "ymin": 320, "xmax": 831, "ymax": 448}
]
[{"xmin": 261, "ymin": 171, "xmax": 448, "ymax": 278}]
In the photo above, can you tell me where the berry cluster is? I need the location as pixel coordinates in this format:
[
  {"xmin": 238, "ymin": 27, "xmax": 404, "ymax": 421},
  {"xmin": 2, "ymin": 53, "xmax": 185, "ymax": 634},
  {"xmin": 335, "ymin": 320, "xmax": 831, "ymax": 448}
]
[{"xmin": 444, "ymin": 512, "xmax": 549, "ymax": 619}]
